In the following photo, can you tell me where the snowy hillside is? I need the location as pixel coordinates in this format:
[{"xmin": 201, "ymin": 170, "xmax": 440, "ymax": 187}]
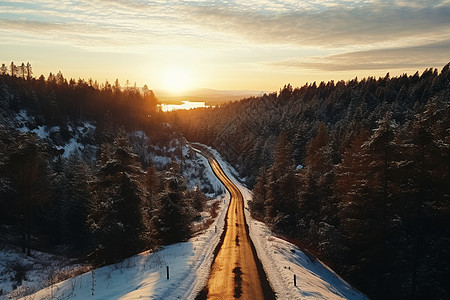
[
  {"xmin": 15, "ymin": 109, "xmax": 98, "ymax": 161},
  {"xmin": 16, "ymin": 149, "xmax": 228, "ymax": 300},
  {"xmin": 0, "ymin": 136, "xmax": 224, "ymax": 299},
  {"xmin": 128, "ymin": 131, "xmax": 223, "ymax": 196},
  {"xmin": 21, "ymin": 145, "xmax": 368, "ymax": 300},
  {"xmin": 20, "ymin": 195, "xmax": 229, "ymax": 300}
]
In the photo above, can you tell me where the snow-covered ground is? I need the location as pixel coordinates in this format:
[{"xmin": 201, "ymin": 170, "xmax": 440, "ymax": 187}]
[
  {"xmin": 15, "ymin": 109, "xmax": 98, "ymax": 160},
  {"xmin": 16, "ymin": 149, "xmax": 229, "ymax": 300},
  {"xmin": 0, "ymin": 244, "xmax": 88, "ymax": 299},
  {"xmin": 182, "ymin": 149, "xmax": 224, "ymax": 196},
  {"xmin": 19, "ymin": 220, "xmax": 229, "ymax": 300},
  {"xmin": 128, "ymin": 133, "xmax": 223, "ymax": 196}
]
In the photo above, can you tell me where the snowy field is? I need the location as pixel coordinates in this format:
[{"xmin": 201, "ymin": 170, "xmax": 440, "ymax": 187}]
[{"xmin": 11, "ymin": 144, "xmax": 368, "ymax": 300}]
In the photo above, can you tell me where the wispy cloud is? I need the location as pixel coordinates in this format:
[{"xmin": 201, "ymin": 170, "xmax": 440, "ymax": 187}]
[
  {"xmin": 0, "ymin": 1, "xmax": 208, "ymax": 51},
  {"xmin": 2, "ymin": 0, "xmax": 449, "ymax": 49},
  {"xmin": 184, "ymin": 0, "xmax": 450, "ymax": 48},
  {"xmin": 270, "ymin": 40, "xmax": 450, "ymax": 71}
]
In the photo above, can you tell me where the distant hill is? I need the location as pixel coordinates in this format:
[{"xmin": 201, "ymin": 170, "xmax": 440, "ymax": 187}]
[{"xmin": 155, "ymin": 88, "xmax": 267, "ymax": 105}]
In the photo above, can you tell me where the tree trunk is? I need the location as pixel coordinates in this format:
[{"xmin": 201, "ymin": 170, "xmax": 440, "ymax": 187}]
[
  {"xmin": 22, "ymin": 232, "xmax": 26, "ymax": 253},
  {"xmin": 26, "ymin": 231, "xmax": 31, "ymax": 256}
]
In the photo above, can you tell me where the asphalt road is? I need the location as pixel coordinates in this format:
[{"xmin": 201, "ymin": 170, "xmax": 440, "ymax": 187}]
[{"xmin": 193, "ymin": 147, "xmax": 275, "ymax": 300}]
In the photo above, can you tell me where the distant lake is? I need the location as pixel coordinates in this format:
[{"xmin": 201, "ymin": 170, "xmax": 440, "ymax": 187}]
[{"xmin": 160, "ymin": 101, "xmax": 208, "ymax": 112}]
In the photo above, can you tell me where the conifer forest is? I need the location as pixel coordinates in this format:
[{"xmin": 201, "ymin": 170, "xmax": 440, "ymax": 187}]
[{"xmin": 1, "ymin": 62, "xmax": 449, "ymax": 299}]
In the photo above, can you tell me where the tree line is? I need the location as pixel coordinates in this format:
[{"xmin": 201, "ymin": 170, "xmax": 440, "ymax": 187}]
[
  {"xmin": 1, "ymin": 62, "xmax": 161, "ymax": 131},
  {"xmin": 1, "ymin": 62, "xmax": 33, "ymax": 79},
  {"xmin": 169, "ymin": 63, "xmax": 450, "ymax": 299}
]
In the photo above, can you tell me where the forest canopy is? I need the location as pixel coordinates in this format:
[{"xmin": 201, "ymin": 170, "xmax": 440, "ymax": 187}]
[{"xmin": 169, "ymin": 63, "xmax": 450, "ymax": 299}]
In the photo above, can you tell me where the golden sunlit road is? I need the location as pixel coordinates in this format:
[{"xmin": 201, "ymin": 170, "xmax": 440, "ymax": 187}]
[{"xmin": 193, "ymin": 147, "xmax": 275, "ymax": 300}]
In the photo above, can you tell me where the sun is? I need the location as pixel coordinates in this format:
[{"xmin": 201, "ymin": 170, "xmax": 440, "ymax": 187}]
[{"xmin": 162, "ymin": 67, "xmax": 193, "ymax": 94}]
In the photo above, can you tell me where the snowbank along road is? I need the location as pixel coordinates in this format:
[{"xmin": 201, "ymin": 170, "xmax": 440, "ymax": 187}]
[{"xmin": 193, "ymin": 146, "xmax": 275, "ymax": 300}]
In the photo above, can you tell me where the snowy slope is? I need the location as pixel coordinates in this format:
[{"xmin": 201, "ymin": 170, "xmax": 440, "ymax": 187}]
[
  {"xmin": 202, "ymin": 145, "xmax": 368, "ymax": 300},
  {"xmin": 182, "ymin": 148, "xmax": 224, "ymax": 196},
  {"xmin": 19, "ymin": 150, "xmax": 228, "ymax": 300},
  {"xmin": 128, "ymin": 133, "xmax": 223, "ymax": 196},
  {"xmin": 0, "ymin": 245, "xmax": 88, "ymax": 299},
  {"xmin": 15, "ymin": 109, "xmax": 98, "ymax": 160}
]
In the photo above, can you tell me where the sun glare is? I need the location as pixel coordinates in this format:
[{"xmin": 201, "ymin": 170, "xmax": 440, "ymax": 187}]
[{"xmin": 163, "ymin": 67, "xmax": 192, "ymax": 94}]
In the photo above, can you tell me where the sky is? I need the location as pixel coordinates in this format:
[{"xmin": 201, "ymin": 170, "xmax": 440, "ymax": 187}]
[{"xmin": 1, "ymin": 0, "xmax": 449, "ymax": 94}]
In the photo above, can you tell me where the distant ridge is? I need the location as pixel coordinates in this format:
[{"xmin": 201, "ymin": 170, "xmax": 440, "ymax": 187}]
[{"xmin": 155, "ymin": 88, "xmax": 267, "ymax": 105}]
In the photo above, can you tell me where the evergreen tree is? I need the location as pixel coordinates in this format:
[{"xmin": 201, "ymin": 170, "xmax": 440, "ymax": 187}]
[
  {"xmin": 25, "ymin": 62, "xmax": 32, "ymax": 80},
  {"xmin": 263, "ymin": 132, "xmax": 298, "ymax": 231},
  {"xmin": 9, "ymin": 61, "xmax": 17, "ymax": 77},
  {"xmin": 249, "ymin": 166, "xmax": 267, "ymax": 220},
  {"xmin": 63, "ymin": 158, "xmax": 94, "ymax": 254},
  {"xmin": 88, "ymin": 127, "xmax": 147, "ymax": 264},
  {"xmin": 305, "ymin": 122, "xmax": 330, "ymax": 175},
  {"xmin": 0, "ymin": 63, "xmax": 8, "ymax": 75},
  {"xmin": 153, "ymin": 175, "xmax": 191, "ymax": 244},
  {"xmin": 364, "ymin": 113, "xmax": 397, "ymax": 297},
  {"xmin": 5, "ymin": 133, "xmax": 51, "ymax": 255}
]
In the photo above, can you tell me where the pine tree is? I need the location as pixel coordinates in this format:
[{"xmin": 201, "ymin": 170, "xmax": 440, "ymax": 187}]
[
  {"xmin": 153, "ymin": 175, "xmax": 191, "ymax": 244},
  {"xmin": 19, "ymin": 63, "xmax": 25, "ymax": 79},
  {"xmin": 116, "ymin": 172, "xmax": 147, "ymax": 250},
  {"xmin": 305, "ymin": 122, "xmax": 330, "ymax": 175},
  {"xmin": 25, "ymin": 62, "xmax": 32, "ymax": 80},
  {"xmin": 335, "ymin": 129, "xmax": 383, "ymax": 292},
  {"xmin": 5, "ymin": 133, "xmax": 51, "ymax": 255},
  {"xmin": 264, "ymin": 132, "xmax": 298, "ymax": 231},
  {"xmin": 63, "ymin": 158, "xmax": 93, "ymax": 254},
  {"xmin": 9, "ymin": 62, "xmax": 17, "ymax": 77},
  {"xmin": 88, "ymin": 127, "xmax": 147, "ymax": 264},
  {"xmin": 249, "ymin": 166, "xmax": 267, "ymax": 220},
  {"xmin": 365, "ymin": 113, "xmax": 397, "ymax": 296},
  {"xmin": 0, "ymin": 63, "xmax": 8, "ymax": 75}
]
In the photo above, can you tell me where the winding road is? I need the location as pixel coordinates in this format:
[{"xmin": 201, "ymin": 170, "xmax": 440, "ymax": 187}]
[{"xmin": 193, "ymin": 146, "xmax": 275, "ymax": 300}]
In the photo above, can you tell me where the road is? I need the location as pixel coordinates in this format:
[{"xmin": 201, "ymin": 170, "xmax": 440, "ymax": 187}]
[{"xmin": 193, "ymin": 147, "xmax": 275, "ymax": 300}]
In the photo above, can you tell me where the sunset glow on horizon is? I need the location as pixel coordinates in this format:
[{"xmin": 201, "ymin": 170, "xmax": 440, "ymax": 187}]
[
  {"xmin": 162, "ymin": 67, "xmax": 195, "ymax": 94},
  {"xmin": 1, "ymin": 1, "xmax": 449, "ymax": 93}
]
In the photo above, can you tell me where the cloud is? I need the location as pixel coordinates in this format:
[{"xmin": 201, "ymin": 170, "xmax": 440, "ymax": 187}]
[
  {"xmin": 1, "ymin": 1, "xmax": 232, "ymax": 51},
  {"xmin": 1, "ymin": 0, "xmax": 450, "ymax": 52},
  {"xmin": 0, "ymin": 19, "xmax": 127, "ymax": 48},
  {"xmin": 183, "ymin": 0, "xmax": 450, "ymax": 48},
  {"xmin": 270, "ymin": 40, "xmax": 450, "ymax": 71}
]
